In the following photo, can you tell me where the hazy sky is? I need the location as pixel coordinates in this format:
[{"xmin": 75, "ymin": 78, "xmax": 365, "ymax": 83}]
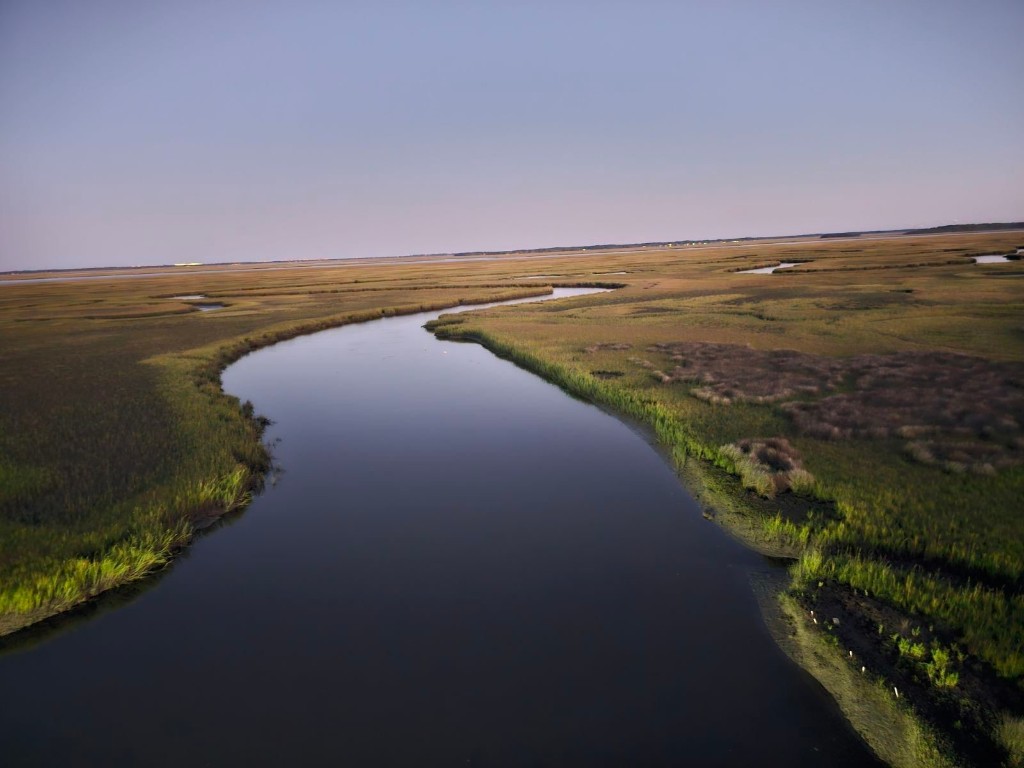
[{"xmin": 1, "ymin": 1, "xmax": 1022, "ymax": 271}]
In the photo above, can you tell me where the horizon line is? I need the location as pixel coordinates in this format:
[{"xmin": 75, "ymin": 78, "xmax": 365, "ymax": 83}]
[{"xmin": 3, "ymin": 219, "xmax": 1023, "ymax": 277}]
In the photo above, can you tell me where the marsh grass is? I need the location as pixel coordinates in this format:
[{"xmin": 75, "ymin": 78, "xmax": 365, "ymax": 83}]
[
  {"xmin": 638, "ymin": 340, "xmax": 1024, "ymax": 473},
  {"xmin": 762, "ymin": 514, "xmax": 813, "ymax": 548},
  {"xmin": 999, "ymin": 715, "xmax": 1024, "ymax": 767}
]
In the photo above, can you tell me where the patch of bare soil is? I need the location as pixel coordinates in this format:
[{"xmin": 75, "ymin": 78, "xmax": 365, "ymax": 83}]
[
  {"xmin": 583, "ymin": 342, "xmax": 632, "ymax": 353},
  {"xmin": 799, "ymin": 583, "xmax": 1023, "ymax": 767}
]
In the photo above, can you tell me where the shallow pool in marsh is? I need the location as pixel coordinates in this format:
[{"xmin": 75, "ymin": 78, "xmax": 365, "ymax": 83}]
[
  {"xmin": 738, "ymin": 261, "xmax": 800, "ymax": 274},
  {"xmin": 0, "ymin": 288, "xmax": 880, "ymax": 766}
]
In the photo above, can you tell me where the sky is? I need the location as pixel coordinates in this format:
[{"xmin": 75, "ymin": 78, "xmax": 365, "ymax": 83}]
[{"xmin": 1, "ymin": 1, "xmax": 1022, "ymax": 271}]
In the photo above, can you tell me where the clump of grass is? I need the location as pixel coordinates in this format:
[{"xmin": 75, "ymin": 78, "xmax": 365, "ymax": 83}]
[
  {"xmin": 998, "ymin": 714, "xmax": 1024, "ymax": 767},
  {"xmin": 0, "ymin": 520, "xmax": 189, "ymax": 616},
  {"xmin": 763, "ymin": 514, "xmax": 814, "ymax": 549},
  {"xmin": 891, "ymin": 632, "xmax": 961, "ymax": 689},
  {"xmin": 186, "ymin": 467, "xmax": 253, "ymax": 517},
  {"xmin": 923, "ymin": 645, "xmax": 959, "ymax": 689},
  {"xmin": 719, "ymin": 437, "xmax": 815, "ymax": 497},
  {"xmin": 792, "ymin": 548, "xmax": 828, "ymax": 587}
]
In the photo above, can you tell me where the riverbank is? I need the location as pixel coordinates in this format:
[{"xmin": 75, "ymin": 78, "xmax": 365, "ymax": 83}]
[{"xmin": 427, "ymin": 318, "xmax": 962, "ymax": 765}]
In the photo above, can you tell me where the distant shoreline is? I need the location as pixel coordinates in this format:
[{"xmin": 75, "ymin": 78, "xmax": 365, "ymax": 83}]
[
  {"xmin": 4, "ymin": 221, "xmax": 1022, "ymax": 279},
  {"xmin": 4, "ymin": 222, "xmax": 1023, "ymax": 284}
]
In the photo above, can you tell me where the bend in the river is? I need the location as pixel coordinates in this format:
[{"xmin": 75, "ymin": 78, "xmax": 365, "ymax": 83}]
[{"xmin": 0, "ymin": 288, "xmax": 881, "ymax": 767}]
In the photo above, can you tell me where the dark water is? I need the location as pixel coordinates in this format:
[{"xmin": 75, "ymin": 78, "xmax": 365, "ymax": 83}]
[{"xmin": 0, "ymin": 289, "xmax": 880, "ymax": 767}]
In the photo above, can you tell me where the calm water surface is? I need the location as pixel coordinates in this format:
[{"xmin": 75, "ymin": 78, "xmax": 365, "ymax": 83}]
[
  {"xmin": 0, "ymin": 289, "xmax": 880, "ymax": 767},
  {"xmin": 737, "ymin": 262, "xmax": 800, "ymax": 274}
]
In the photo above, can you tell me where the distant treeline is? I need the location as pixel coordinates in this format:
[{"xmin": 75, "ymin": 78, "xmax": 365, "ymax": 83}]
[
  {"xmin": 436, "ymin": 238, "xmax": 758, "ymax": 259},
  {"xmin": 423, "ymin": 222, "xmax": 1024, "ymax": 258},
  {"xmin": 10, "ymin": 223, "xmax": 1023, "ymax": 278},
  {"xmin": 900, "ymin": 222, "xmax": 1024, "ymax": 235}
]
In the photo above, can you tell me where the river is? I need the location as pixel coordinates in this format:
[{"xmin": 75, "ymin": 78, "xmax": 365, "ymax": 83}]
[{"xmin": 0, "ymin": 288, "xmax": 880, "ymax": 766}]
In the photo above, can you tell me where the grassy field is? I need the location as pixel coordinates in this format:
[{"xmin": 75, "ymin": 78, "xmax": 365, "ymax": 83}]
[{"xmin": 2, "ymin": 230, "xmax": 1023, "ymax": 765}]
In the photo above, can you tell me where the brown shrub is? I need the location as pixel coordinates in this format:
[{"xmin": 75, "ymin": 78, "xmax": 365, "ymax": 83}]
[
  {"xmin": 720, "ymin": 437, "xmax": 815, "ymax": 496},
  {"xmin": 645, "ymin": 341, "xmax": 846, "ymax": 403},
  {"xmin": 635, "ymin": 341, "xmax": 1024, "ymax": 473},
  {"xmin": 583, "ymin": 342, "xmax": 632, "ymax": 353}
]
